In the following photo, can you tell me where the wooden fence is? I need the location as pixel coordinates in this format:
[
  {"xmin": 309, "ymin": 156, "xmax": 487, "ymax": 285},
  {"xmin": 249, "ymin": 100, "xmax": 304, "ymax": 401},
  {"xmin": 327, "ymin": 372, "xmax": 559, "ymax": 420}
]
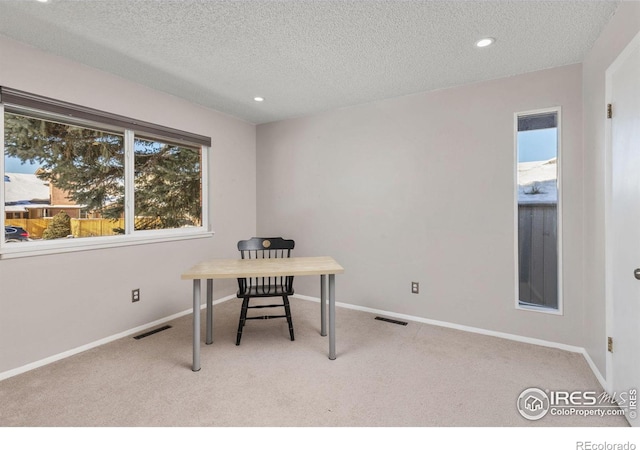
[
  {"xmin": 518, "ymin": 203, "xmax": 558, "ymax": 309},
  {"xmin": 6, "ymin": 218, "xmax": 126, "ymax": 238}
]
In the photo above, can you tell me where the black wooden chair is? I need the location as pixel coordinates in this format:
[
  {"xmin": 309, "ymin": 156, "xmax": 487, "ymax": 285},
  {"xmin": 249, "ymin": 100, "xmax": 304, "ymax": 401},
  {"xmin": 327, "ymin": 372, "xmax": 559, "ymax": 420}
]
[{"xmin": 235, "ymin": 237, "xmax": 295, "ymax": 345}]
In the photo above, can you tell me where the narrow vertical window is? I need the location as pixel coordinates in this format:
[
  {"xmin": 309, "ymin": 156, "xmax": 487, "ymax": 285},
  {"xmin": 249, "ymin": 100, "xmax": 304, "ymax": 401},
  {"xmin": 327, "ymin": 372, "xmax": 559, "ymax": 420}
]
[{"xmin": 516, "ymin": 109, "xmax": 561, "ymax": 312}]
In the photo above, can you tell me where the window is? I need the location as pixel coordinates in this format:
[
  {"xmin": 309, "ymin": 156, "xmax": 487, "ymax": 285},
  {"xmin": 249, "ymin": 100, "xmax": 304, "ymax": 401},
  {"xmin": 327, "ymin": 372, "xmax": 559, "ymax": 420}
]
[
  {"xmin": 515, "ymin": 108, "xmax": 561, "ymax": 313},
  {"xmin": 1, "ymin": 87, "xmax": 210, "ymax": 258},
  {"xmin": 133, "ymin": 137, "xmax": 202, "ymax": 231}
]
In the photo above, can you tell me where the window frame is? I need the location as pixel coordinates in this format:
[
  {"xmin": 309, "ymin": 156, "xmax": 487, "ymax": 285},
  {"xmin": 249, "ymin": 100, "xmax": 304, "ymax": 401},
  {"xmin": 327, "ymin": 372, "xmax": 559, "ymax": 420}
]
[
  {"xmin": 513, "ymin": 106, "xmax": 563, "ymax": 316},
  {"xmin": 0, "ymin": 90, "xmax": 212, "ymax": 260}
]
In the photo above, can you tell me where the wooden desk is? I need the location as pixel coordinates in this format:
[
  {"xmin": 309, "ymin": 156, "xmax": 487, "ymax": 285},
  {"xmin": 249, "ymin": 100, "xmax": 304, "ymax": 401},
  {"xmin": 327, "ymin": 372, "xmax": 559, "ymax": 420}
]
[{"xmin": 181, "ymin": 256, "xmax": 344, "ymax": 371}]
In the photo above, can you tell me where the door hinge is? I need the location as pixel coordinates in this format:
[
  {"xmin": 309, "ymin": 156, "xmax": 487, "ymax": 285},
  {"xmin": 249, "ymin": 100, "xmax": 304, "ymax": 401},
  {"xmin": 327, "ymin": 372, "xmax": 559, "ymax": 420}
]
[
  {"xmin": 607, "ymin": 103, "xmax": 613, "ymax": 119},
  {"xmin": 608, "ymin": 336, "xmax": 613, "ymax": 353}
]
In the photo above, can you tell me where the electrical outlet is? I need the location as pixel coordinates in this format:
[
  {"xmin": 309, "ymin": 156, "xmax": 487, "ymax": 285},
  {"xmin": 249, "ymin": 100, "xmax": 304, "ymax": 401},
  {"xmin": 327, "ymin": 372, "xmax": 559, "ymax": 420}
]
[
  {"xmin": 411, "ymin": 282, "xmax": 419, "ymax": 294},
  {"xmin": 132, "ymin": 288, "xmax": 140, "ymax": 303}
]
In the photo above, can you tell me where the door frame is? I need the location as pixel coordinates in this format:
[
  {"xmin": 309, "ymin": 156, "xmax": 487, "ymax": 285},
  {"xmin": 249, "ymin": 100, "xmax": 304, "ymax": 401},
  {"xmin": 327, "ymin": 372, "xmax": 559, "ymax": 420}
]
[{"xmin": 604, "ymin": 29, "xmax": 640, "ymax": 394}]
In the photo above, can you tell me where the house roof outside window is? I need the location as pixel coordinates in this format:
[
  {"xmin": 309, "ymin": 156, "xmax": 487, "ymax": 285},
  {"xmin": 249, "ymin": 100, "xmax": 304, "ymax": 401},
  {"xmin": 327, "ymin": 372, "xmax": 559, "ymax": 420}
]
[{"xmin": 4, "ymin": 172, "xmax": 50, "ymax": 211}]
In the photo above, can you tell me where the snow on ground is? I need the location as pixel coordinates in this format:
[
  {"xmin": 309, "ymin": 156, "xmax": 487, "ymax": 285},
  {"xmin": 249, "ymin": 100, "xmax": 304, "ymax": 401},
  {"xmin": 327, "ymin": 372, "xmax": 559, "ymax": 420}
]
[{"xmin": 518, "ymin": 158, "xmax": 557, "ymax": 204}]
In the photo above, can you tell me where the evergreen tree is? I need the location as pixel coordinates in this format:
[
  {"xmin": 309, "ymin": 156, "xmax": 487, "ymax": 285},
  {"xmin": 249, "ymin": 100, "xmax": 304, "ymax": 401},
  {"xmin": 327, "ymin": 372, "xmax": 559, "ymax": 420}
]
[
  {"xmin": 42, "ymin": 211, "xmax": 71, "ymax": 240},
  {"xmin": 134, "ymin": 138, "xmax": 201, "ymax": 229},
  {"xmin": 4, "ymin": 113, "xmax": 125, "ymax": 219}
]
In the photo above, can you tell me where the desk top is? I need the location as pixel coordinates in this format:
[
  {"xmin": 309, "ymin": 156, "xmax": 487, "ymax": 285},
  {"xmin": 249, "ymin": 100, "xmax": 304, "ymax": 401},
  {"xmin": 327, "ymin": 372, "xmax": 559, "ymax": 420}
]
[{"xmin": 181, "ymin": 256, "xmax": 344, "ymax": 280}]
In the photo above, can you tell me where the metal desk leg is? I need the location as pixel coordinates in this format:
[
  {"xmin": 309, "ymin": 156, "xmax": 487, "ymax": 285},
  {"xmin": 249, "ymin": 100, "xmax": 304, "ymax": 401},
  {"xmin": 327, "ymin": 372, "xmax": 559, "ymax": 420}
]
[
  {"xmin": 206, "ymin": 279, "xmax": 213, "ymax": 345},
  {"xmin": 320, "ymin": 274, "xmax": 327, "ymax": 336},
  {"xmin": 329, "ymin": 274, "xmax": 336, "ymax": 360},
  {"xmin": 192, "ymin": 279, "xmax": 201, "ymax": 372}
]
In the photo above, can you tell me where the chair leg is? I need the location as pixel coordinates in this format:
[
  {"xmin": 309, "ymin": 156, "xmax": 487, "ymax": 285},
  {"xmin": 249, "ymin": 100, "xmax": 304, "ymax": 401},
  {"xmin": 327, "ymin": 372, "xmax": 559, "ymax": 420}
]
[
  {"xmin": 283, "ymin": 295, "xmax": 294, "ymax": 341},
  {"xmin": 236, "ymin": 298, "xmax": 249, "ymax": 346}
]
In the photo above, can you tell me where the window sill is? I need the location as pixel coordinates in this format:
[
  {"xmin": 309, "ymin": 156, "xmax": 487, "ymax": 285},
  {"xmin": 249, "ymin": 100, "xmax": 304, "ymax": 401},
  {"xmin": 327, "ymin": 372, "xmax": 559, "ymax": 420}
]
[
  {"xmin": 0, "ymin": 229, "xmax": 214, "ymax": 260},
  {"xmin": 516, "ymin": 302, "xmax": 563, "ymax": 316}
]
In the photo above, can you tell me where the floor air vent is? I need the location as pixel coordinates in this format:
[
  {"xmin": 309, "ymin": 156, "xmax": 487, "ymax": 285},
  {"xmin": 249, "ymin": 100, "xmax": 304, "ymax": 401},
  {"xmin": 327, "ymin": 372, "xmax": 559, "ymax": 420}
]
[
  {"xmin": 133, "ymin": 325, "xmax": 172, "ymax": 340},
  {"xmin": 375, "ymin": 316, "xmax": 408, "ymax": 326}
]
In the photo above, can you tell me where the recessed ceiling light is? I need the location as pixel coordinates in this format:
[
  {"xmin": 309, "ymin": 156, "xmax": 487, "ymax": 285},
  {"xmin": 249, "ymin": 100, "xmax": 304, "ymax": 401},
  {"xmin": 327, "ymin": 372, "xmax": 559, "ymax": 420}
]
[
  {"xmin": 36, "ymin": 0, "xmax": 49, "ymax": 3},
  {"xmin": 254, "ymin": 97, "xmax": 264, "ymax": 102},
  {"xmin": 475, "ymin": 38, "xmax": 495, "ymax": 48}
]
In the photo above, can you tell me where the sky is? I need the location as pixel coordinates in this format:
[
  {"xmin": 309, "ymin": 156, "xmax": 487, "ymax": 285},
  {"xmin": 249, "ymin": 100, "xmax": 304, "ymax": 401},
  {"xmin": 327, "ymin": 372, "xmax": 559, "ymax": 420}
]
[
  {"xmin": 518, "ymin": 128, "xmax": 558, "ymax": 163},
  {"xmin": 4, "ymin": 156, "xmax": 40, "ymax": 174}
]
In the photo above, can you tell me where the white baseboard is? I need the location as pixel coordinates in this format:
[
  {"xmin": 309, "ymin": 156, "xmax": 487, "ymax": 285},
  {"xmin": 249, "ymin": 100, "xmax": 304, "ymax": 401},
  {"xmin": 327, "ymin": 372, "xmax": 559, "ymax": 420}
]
[
  {"xmin": 294, "ymin": 294, "xmax": 609, "ymax": 389},
  {"xmin": 0, "ymin": 295, "xmax": 236, "ymax": 382},
  {"xmin": 580, "ymin": 348, "xmax": 608, "ymax": 391}
]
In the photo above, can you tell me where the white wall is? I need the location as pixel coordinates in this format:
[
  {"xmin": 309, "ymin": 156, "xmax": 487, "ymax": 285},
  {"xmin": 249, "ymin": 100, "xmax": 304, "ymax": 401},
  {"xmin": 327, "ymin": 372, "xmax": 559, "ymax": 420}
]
[
  {"xmin": 582, "ymin": 1, "xmax": 640, "ymax": 377},
  {"xmin": 0, "ymin": 36, "xmax": 257, "ymax": 374},
  {"xmin": 257, "ymin": 64, "xmax": 585, "ymax": 346}
]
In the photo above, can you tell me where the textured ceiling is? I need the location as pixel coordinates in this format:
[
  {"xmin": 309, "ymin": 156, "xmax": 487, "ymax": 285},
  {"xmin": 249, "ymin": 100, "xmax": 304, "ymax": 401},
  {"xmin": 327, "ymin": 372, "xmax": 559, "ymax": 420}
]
[{"xmin": 0, "ymin": 0, "xmax": 619, "ymax": 124}]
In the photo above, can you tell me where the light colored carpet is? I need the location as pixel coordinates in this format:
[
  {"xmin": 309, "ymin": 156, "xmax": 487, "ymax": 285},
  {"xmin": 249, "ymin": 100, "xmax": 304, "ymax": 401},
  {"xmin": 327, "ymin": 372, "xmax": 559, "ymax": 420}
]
[{"xmin": 0, "ymin": 297, "xmax": 629, "ymax": 427}]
